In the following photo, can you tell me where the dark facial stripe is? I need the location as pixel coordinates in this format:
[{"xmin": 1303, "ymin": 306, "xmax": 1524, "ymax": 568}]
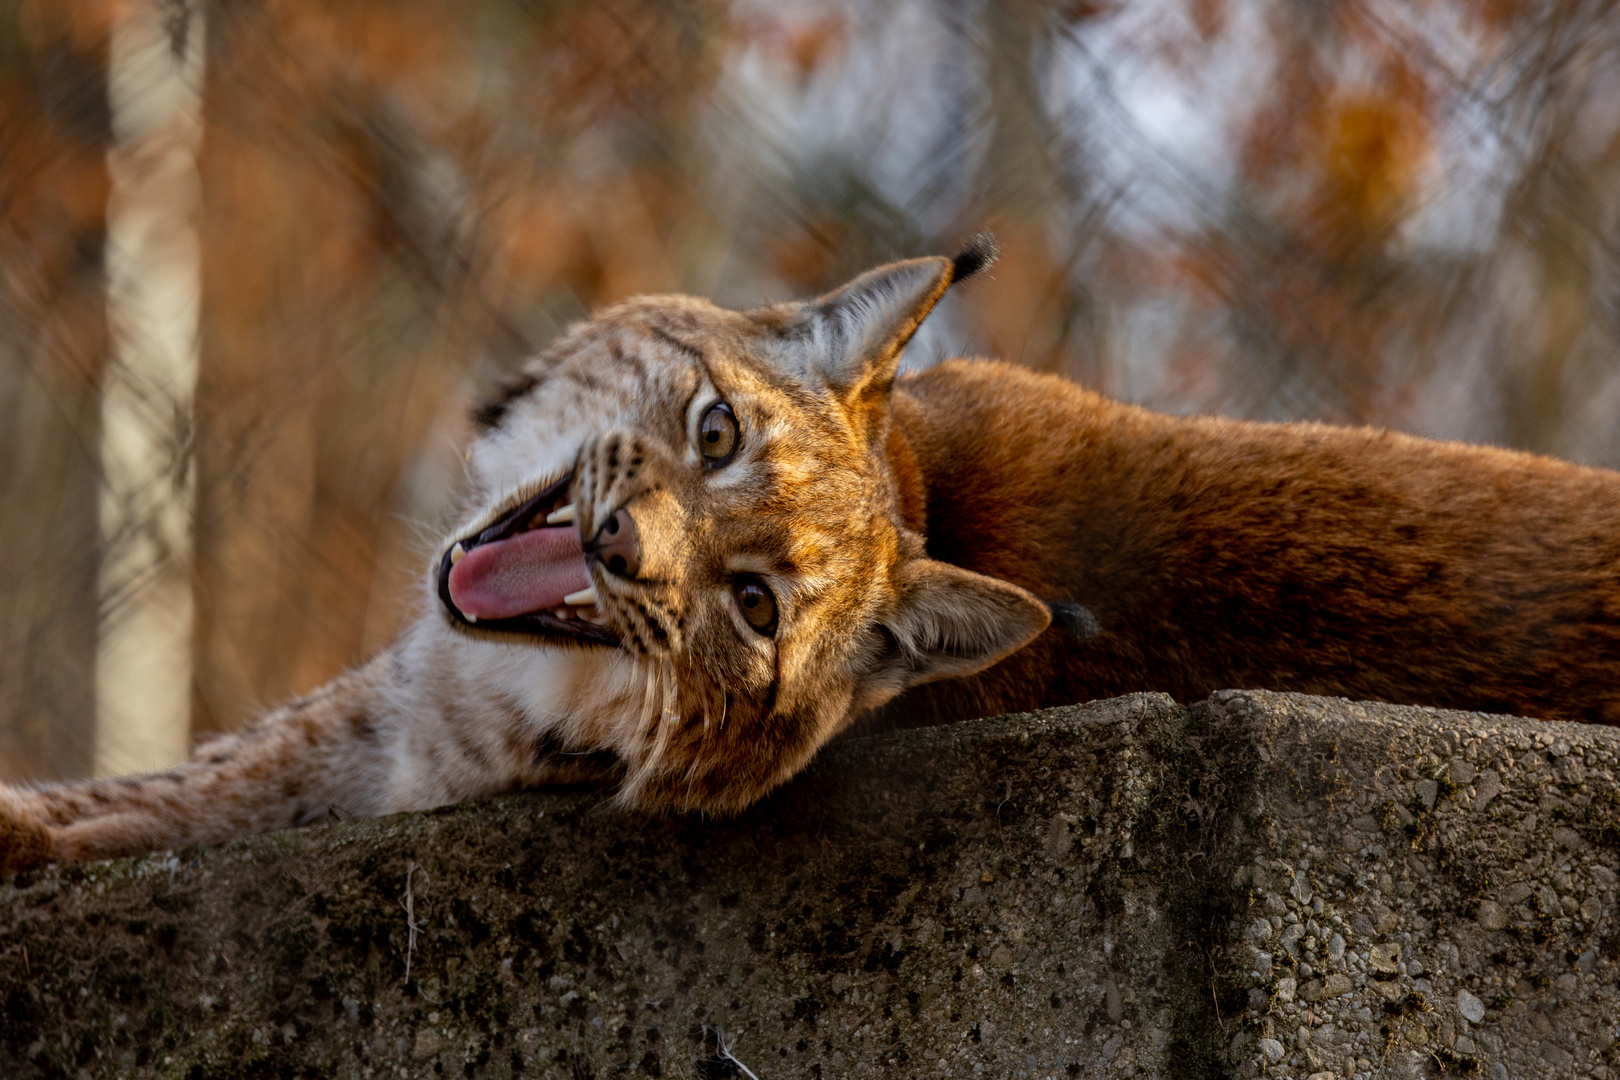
[
  {"xmin": 569, "ymin": 368, "xmax": 607, "ymax": 394},
  {"xmin": 472, "ymin": 371, "xmax": 542, "ymax": 429},
  {"xmin": 761, "ymin": 650, "xmax": 781, "ymax": 719},
  {"xmin": 646, "ymin": 325, "xmax": 706, "ymax": 364},
  {"xmin": 608, "ymin": 338, "xmax": 648, "ymax": 381}
]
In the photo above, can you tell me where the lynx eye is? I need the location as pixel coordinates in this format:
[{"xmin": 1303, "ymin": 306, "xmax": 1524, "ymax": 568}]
[
  {"xmin": 699, "ymin": 401, "xmax": 739, "ymax": 466},
  {"xmin": 732, "ymin": 576, "xmax": 778, "ymax": 636}
]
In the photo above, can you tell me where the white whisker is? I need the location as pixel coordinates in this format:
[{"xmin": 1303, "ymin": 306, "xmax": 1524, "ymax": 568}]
[
  {"xmin": 619, "ymin": 658, "xmax": 678, "ymax": 806},
  {"xmin": 660, "ymin": 664, "xmax": 678, "ymax": 727}
]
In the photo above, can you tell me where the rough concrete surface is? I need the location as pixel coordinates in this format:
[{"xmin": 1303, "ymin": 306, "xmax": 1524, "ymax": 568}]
[{"xmin": 1, "ymin": 691, "xmax": 1618, "ymax": 1080}]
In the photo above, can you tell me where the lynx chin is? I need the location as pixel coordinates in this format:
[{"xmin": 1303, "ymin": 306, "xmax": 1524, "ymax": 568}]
[{"xmin": 5, "ymin": 235, "xmax": 1620, "ymax": 871}]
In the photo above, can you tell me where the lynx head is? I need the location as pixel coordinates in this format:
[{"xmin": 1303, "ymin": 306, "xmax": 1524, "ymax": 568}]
[{"xmin": 436, "ymin": 237, "xmax": 1049, "ymax": 812}]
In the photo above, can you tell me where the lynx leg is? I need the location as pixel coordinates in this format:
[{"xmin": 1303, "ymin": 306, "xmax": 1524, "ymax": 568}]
[
  {"xmin": 1, "ymin": 656, "xmax": 404, "ymax": 867},
  {"xmin": 0, "ymin": 639, "xmax": 614, "ymax": 868}
]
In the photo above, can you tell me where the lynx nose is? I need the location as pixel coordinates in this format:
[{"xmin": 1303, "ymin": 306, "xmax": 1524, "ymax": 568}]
[{"xmin": 587, "ymin": 508, "xmax": 640, "ymax": 579}]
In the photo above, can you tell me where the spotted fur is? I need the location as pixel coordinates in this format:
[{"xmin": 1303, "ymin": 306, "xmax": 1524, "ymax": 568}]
[
  {"xmin": 0, "ymin": 246, "xmax": 1045, "ymax": 868},
  {"xmin": 5, "ymin": 243, "xmax": 1620, "ymax": 871}
]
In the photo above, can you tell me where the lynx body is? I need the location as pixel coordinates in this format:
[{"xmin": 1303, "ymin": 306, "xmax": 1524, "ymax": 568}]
[{"xmin": 4, "ymin": 241, "xmax": 1619, "ymax": 870}]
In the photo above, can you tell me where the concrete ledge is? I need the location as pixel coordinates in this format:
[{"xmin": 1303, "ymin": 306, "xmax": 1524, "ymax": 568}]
[{"xmin": 2, "ymin": 691, "xmax": 1618, "ymax": 1079}]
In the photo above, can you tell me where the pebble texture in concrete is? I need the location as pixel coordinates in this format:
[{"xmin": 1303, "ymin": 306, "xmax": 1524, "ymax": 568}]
[
  {"xmin": 1222, "ymin": 693, "xmax": 1620, "ymax": 1080},
  {"xmin": 1, "ymin": 691, "xmax": 1618, "ymax": 1079}
]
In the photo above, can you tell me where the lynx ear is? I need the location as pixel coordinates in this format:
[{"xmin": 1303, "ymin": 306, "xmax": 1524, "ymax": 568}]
[
  {"xmin": 861, "ymin": 557, "xmax": 1050, "ymax": 702},
  {"xmin": 783, "ymin": 234, "xmax": 998, "ymax": 413}
]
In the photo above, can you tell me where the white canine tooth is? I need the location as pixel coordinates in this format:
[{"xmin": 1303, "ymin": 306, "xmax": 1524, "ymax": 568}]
[
  {"xmin": 465, "ymin": 613, "xmax": 477, "ymax": 624},
  {"xmin": 545, "ymin": 503, "xmax": 576, "ymax": 525},
  {"xmin": 449, "ymin": 542, "xmax": 465, "ymax": 565},
  {"xmin": 563, "ymin": 586, "xmax": 598, "ymax": 607}
]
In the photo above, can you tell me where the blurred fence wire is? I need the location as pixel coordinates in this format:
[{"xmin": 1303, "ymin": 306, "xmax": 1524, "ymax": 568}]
[{"xmin": 2, "ymin": 0, "xmax": 1618, "ymax": 780}]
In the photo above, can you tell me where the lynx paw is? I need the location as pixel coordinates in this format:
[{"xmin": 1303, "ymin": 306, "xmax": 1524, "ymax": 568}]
[{"xmin": 0, "ymin": 786, "xmax": 55, "ymax": 873}]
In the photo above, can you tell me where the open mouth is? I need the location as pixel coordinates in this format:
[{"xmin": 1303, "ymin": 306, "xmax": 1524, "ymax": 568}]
[{"xmin": 437, "ymin": 473, "xmax": 619, "ymax": 646}]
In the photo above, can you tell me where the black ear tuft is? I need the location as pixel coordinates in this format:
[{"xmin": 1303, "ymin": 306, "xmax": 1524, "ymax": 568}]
[
  {"xmin": 1045, "ymin": 600, "xmax": 1101, "ymax": 640},
  {"xmin": 949, "ymin": 232, "xmax": 1000, "ymax": 284}
]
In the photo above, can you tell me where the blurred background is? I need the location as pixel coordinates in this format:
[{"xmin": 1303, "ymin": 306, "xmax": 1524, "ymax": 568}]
[{"xmin": 3, "ymin": 0, "xmax": 1618, "ymax": 782}]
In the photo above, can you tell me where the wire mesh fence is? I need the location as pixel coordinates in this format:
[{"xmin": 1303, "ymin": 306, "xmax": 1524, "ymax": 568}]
[{"xmin": 2, "ymin": 0, "xmax": 1618, "ymax": 781}]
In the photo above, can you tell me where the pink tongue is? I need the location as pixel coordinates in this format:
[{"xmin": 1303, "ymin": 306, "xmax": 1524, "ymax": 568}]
[{"xmin": 448, "ymin": 527, "xmax": 590, "ymax": 620}]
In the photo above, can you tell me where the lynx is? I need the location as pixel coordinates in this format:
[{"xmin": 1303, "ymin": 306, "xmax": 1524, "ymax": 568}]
[{"xmin": 4, "ymin": 236, "xmax": 1619, "ymax": 871}]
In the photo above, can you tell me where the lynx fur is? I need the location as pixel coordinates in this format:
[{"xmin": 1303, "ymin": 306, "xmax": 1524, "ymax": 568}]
[{"xmin": 4, "ymin": 237, "xmax": 1619, "ymax": 871}]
